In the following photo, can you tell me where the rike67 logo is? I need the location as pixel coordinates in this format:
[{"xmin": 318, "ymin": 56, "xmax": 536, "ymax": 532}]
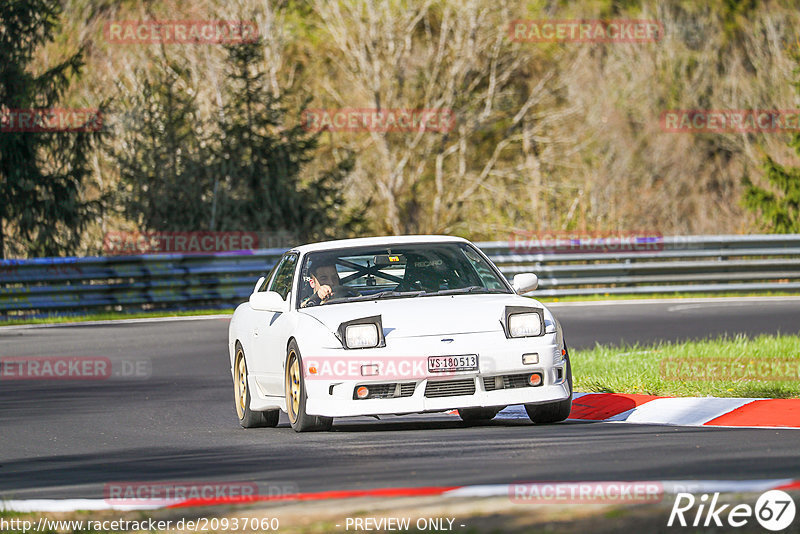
[{"xmin": 668, "ymin": 490, "xmax": 796, "ymax": 531}]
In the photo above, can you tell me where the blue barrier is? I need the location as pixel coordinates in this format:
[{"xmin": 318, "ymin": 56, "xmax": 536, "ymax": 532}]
[
  {"xmin": 0, "ymin": 250, "xmax": 286, "ymax": 314},
  {"xmin": 2, "ymin": 236, "xmax": 800, "ymax": 316}
]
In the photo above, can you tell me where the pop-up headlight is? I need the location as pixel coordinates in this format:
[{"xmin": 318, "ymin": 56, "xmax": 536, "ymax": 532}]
[
  {"xmin": 337, "ymin": 315, "xmax": 385, "ymax": 349},
  {"xmin": 503, "ymin": 307, "xmax": 545, "ymax": 338}
]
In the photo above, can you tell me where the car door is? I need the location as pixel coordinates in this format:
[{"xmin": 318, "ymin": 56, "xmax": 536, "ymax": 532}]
[{"xmin": 250, "ymin": 252, "xmax": 298, "ymax": 397}]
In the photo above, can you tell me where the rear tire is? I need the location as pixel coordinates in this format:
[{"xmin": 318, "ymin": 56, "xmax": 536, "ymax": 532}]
[
  {"xmin": 234, "ymin": 344, "xmax": 279, "ymax": 428},
  {"xmin": 458, "ymin": 407, "xmax": 501, "ymax": 423},
  {"xmin": 525, "ymin": 350, "xmax": 573, "ymax": 424},
  {"xmin": 285, "ymin": 340, "xmax": 333, "ymax": 432}
]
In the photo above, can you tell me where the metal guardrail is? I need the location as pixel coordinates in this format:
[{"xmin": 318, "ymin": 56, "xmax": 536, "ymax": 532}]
[
  {"xmin": 0, "ymin": 251, "xmax": 286, "ymax": 314},
  {"xmin": 1, "ymin": 234, "xmax": 800, "ymax": 315},
  {"xmin": 483, "ymin": 234, "xmax": 800, "ymax": 296}
]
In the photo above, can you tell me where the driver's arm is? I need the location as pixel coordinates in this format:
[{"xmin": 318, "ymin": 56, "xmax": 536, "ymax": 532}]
[
  {"xmin": 317, "ymin": 284, "xmax": 333, "ymax": 301},
  {"xmin": 301, "ymin": 293, "xmax": 323, "ymax": 307},
  {"xmin": 302, "ymin": 284, "xmax": 333, "ymax": 307}
]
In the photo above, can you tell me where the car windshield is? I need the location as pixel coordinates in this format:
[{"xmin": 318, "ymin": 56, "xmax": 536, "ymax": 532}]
[{"xmin": 297, "ymin": 242, "xmax": 510, "ymax": 307}]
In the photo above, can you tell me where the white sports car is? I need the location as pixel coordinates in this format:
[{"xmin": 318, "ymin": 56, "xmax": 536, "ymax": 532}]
[{"xmin": 228, "ymin": 235, "xmax": 572, "ymax": 432}]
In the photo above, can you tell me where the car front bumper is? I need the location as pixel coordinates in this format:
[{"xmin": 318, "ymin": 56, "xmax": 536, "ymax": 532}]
[
  {"xmin": 305, "ymin": 379, "xmax": 570, "ymax": 417},
  {"xmin": 302, "ymin": 332, "xmax": 569, "ymax": 417}
]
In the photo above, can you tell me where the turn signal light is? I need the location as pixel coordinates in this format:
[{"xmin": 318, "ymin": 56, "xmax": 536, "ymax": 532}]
[
  {"xmin": 361, "ymin": 364, "xmax": 379, "ymax": 376},
  {"xmin": 522, "ymin": 353, "xmax": 539, "ymax": 365},
  {"xmin": 529, "ymin": 373, "xmax": 543, "ymax": 387},
  {"xmin": 356, "ymin": 386, "xmax": 370, "ymax": 399}
]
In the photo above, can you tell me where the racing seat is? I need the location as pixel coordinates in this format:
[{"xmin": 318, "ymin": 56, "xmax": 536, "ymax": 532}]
[{"xmin": 399, "ymin": 260, "xmax": 445, "ymax": 292}]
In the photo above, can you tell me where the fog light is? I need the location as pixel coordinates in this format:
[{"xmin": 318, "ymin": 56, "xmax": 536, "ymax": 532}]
[
  {"xmin": 361, "ymin": 364, "xmax": 379, "ymax": 376},
  {"xmin": 522, "ymin": 353, "xmax": 539, "ymax": 365},
  {"xmin": 356, "ymin": 386, "xmax": 369, "ymax": 399},
  {"xmin": 529, "ymin": 373, "xmax": 542, "ymax": 386}
]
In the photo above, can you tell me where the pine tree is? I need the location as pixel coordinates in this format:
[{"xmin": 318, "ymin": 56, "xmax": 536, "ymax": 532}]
[
  {"xmin": 212, "ymin": 41, "xmax": 355, "ymax": 240},
  {"xmin": 743, "ymin": 150, "xmax": 800, "ymax": 233},
  {"xmin": 113, "ymin": 59, "xmax": 212, "ymax": 231},
  {"xmin": 113, "ymin": 40, "xmax": 356, "ymax": 241},
  {"xmin": 743, "ymin": 51, "xmax": 800, "ymax": 233},
  {"xmin": 0, "ymin": 0, "xmax": 103, "ymax": 258}
]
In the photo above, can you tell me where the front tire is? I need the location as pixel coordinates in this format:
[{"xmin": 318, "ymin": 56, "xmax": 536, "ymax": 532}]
[
  {"xmin": 285, "ymin": 340, "xmax": 333, "ymax": 432},
  {"xmin": 525, "ymin": 350, "xmax": 573, "ymax": 424},
  {"xmin": 234, "ymin": 344, "xmax": 279, "ymax": 428}
]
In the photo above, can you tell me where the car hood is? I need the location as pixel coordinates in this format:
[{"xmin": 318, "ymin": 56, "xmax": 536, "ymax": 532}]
[{"xmin": 298, "ymin": 293, "xmax": 547, "ymax": 338}]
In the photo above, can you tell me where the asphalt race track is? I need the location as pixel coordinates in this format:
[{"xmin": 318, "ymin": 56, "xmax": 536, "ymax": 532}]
[
  {"xmin": 2, "ymin": 298, "xmax": 800, "ymax": 500},
  {"xmin": 551, "ymin": 297, "xmax": 800, "ymax": 349}
]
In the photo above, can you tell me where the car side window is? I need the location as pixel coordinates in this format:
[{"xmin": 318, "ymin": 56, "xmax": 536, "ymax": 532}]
[
  {"xmin": 268, "ymin": 253, "xmax": 298, "ymax": 300},
  {"xmin": 258, "ymin": 259, "xmax": 282, "ymax": 292}
]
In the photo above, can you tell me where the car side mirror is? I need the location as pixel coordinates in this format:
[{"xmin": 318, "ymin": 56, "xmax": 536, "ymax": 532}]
[
  {"xmin": 249, "ymin": 290, "xmax": 289, "ymax": 313},
  {"xmin": 513, "ymin": 273, "xmax": 538, "ymax": 294}
]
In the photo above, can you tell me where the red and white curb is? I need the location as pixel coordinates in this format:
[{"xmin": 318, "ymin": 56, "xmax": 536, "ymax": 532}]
[
  {"xmin": 2, "ymin": 479, "xmax": 799, "ymax": 512},
  {"xmin": 490, "ymin": 392, "xmax": 800, "ymax": 428}
]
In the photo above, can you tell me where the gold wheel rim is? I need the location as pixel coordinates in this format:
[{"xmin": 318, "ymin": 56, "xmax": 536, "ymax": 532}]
[
  {"xmin": 235, "ymin": 349, "xmax": 247, "ymax": 419},
  {"xmin": 286, "ymin": 351, "xmax": 301, "ymax": 424}
]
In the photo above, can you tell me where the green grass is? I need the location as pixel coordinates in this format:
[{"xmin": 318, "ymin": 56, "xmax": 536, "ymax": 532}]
[
  {"xmin": 534, "ymin": 290, "xmax": 800, "ymax": 303},
  {"xmin": 572, "ymin": 334, "xmax": 800, "ymax": 398},
  {"xmin": 0, "ymin": 308, "xmax": 233, "ymax": 327}
]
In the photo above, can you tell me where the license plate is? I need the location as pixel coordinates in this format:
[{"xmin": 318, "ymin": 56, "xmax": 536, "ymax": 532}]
[{"xmin": 427, "ymin": 354, "xmax": 478, "ymax": 373}]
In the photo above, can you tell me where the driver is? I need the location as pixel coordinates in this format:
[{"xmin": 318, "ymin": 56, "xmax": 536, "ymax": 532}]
[
  {"xmin": 304, "ymin": 263, "xmax": 338, "ymax": 307},
  {"xmin": 301, "ymin": 263, "xmax": 359, "ymax": 307}
]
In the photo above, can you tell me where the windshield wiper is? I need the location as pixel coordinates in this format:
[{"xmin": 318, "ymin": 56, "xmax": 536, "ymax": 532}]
[
  {"xmin": 343, "ymin": 290, "xmax": 426, "ymax": 302},
  {"xmin": 423, "ymin": 286, "xmax": 499, "ymax": 296}
]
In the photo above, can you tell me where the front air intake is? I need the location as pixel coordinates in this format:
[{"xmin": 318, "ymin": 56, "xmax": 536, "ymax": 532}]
[{"xmin": 424, "ymin": 378, "xmax": 476, "ymax": 398}]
